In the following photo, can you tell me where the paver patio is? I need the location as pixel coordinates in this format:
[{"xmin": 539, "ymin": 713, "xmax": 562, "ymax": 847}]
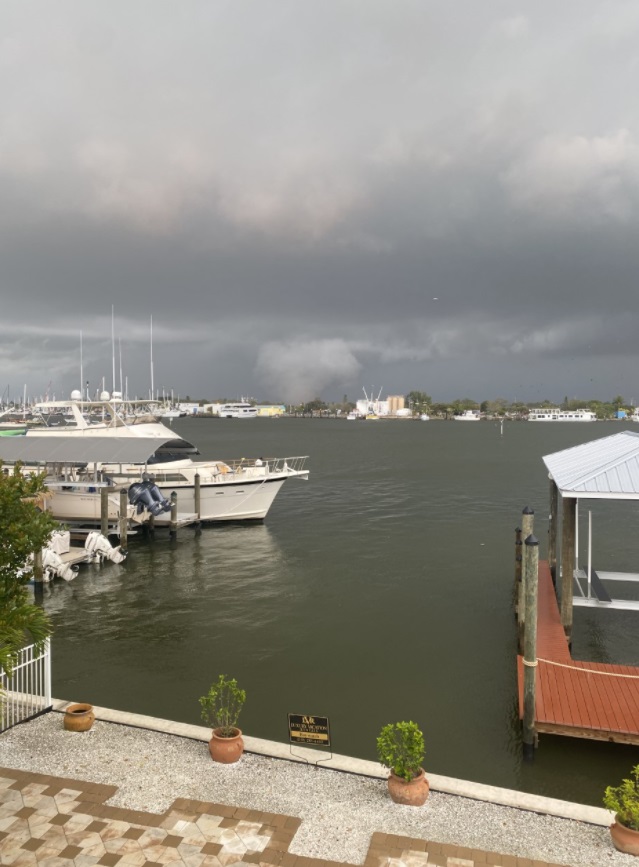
[{"xmin": 0, "ymin": 766, "xmax": 569, "ymax": 867}]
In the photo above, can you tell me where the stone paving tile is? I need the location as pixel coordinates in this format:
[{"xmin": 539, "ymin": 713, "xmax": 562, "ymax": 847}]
[{"xmin": 0, "ymin": 767, "xmax": 570, "ymax": 867}]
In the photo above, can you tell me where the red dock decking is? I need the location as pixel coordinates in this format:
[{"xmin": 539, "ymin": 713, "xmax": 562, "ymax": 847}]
[{"xmin": 517, "ymin": 560, "xmax": 639, "ymax": 743}]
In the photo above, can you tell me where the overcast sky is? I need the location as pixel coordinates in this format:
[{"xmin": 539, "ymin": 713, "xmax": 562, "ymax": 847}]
[{"xmin": 2, "ymin": 1, "xmax": 639, "ymax": 405}]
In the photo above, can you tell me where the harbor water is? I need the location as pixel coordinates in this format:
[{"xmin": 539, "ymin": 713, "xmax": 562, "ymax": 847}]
[{"xmin": 43, "ymin": 417, "xmax": 639, "ymax": 805}]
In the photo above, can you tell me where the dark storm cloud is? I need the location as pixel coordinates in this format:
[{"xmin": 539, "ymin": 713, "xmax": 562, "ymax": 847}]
[{"xmin": 2, "ymin": 1, "xmax": 639, "ymax": 403}]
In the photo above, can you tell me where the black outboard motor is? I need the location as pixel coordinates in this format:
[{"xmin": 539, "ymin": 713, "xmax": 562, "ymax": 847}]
[{"xmin": 128, "ymin": 480, "xmax": 172, "ymax": 516}]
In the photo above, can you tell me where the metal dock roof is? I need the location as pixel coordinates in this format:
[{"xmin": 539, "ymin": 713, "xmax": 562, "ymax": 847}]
[
  {"xmin": 0, "ymin": 435, "xmax": 172, "ymax": 465},
  {"xmin": 543, "ymin": 430, "xmax": 639, "ymax": 498}
]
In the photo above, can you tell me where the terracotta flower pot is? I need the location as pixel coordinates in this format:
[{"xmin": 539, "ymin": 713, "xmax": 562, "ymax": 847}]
[
  {"xmin": 387, "ymin": 769, "xmax": 429, "ymax": 806},
  {"xmin": 63, "ymin": 703, "xmax": 95, "ymax": 732},
  {"xmin": 208, "ymin": 727, "xmax": 244, "ymax": 764},
  {"xmin": 610, "ymin": 818, "xmax": 639, "ymax": 855}
]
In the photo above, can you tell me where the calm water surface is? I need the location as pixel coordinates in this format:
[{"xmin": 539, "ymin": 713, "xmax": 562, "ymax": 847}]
[{"xmin": 44, "ymin": 418, "xmax": 639, "ymax": 804}]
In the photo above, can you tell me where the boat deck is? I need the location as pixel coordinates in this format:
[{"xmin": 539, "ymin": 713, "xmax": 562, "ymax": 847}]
[
  {"xmin": 58, "ymin": 547, "xmax": 90, "ymax": 567},
  {"xmin": 517, "ymin": 560, "xmax": 639, "ymax": 744}
]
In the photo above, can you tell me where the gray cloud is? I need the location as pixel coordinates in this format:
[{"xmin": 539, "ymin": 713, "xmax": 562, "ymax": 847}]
[{"xmin": 2, "ymin": 1, "xmax": 639, "ymax": 404}]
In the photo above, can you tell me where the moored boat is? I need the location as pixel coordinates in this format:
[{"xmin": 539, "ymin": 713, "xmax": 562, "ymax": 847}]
[
  {"xmin": 8, "ymin": 396, "xmax": 309, "ymax": 524},
  {"xmin": 528, "ymin": 408, "xmax": 596, "ymax": 422}
]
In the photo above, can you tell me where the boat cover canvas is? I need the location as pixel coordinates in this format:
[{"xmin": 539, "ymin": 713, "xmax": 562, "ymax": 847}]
[
  {"xmin": 0, "ymin": 435, "xmax": 172, "ymax": 465},
  {"xmin": 543, "ymin": 430, "xmax": 639, "ymax": 498}
]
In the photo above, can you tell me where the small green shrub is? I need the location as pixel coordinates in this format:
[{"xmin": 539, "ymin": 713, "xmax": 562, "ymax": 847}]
[
  {"xmin": 604, "ymin": 765, "xmax": 639, "ymax": 831},
  {"xmin": 376, "ymin": 721, "xmax": 425, "ymax": 782},
  {"xmin": 199, "ymin": 674, "xmax": 246, "ymax": 738}
]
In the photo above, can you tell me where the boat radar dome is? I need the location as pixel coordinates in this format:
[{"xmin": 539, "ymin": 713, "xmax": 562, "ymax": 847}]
[
  {"xmin": 111, "ymin": 391, "xmax": 123, "ymax": 402},
  {"xmin": 70, "ymin": 389, "xmax": 82, "ymax": 401},
  {"xmin": 100, "ymin": 390, "xmax": 111, "ymax": 401}
]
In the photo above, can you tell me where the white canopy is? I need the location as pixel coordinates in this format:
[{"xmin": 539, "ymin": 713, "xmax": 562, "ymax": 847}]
[
  {"xmin": 543, "ymin": 430, "xmax": 639, "ymax": 499},
  {"xmin": 0, "ymin": 435, "xmax": 171, "ymax": 465}
]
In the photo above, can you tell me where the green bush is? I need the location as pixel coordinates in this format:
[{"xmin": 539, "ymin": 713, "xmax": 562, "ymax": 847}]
[
  {"xmin": 199, "ymin": 674, "xmax": 246, "ymax": 738},
  {"xmin": 376, "ymin": 721, "xmax": 425, "ymax": 782},
  {"xmin": 604, "ymin": 765, "xmax": 639, "ymax": 831}
]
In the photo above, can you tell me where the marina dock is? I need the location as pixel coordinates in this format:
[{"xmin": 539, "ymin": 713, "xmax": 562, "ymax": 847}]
[{"xmin": 517, "ymin": 559, "xmax": 639, "ymax": 745}]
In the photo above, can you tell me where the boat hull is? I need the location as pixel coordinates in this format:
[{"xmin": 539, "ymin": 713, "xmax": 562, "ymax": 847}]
[{"xmin": 156, "ymin": 477, "xmax": 287, "ymax": 522}]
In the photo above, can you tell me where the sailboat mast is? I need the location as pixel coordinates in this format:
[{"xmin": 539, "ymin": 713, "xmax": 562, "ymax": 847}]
[
  {"xmin": 150, "ymin": 315, "xmax": 155, "ymax": 401},
  {"xmin": 80, "ymin": 331, "xmax": 83, "ymax": 397},
  {"xmin": 111, "ymin": 305, "xmax": 116, "ymax": 394}
]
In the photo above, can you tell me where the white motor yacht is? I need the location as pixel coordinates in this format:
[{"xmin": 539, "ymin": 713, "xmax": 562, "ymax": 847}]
[
  {"xmin": 19, "ymin": 396, "xmax": 308, "ymax": 523},
  {"xmin": 528, "ymin": 409, "xmax": 596, "ymax": 422},
  {"xmin": 217, "ymin": 402, "xmax": 258, "ymax": 419}
]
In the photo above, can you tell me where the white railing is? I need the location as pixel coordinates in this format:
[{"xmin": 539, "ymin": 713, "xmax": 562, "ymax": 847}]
[{"xmin": 0, "ymin": 638, "xmax": 52, "ymax": 732}]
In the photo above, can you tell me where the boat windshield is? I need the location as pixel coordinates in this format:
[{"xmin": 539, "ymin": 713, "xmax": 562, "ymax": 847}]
[{"xmin": 148, "ymin": 438, "xmax": 200, "ymax": 463}]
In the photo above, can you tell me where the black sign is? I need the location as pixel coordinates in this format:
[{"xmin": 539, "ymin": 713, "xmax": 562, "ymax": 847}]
[{"xmin": 288, "ymin": 713, "xmax": 331, "ymax": 747}]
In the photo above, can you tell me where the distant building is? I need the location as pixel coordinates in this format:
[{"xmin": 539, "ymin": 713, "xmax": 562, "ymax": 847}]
[
  {"xmin": 356, "ymin": 398, "xmax": 390, "ymax": 416},
  {"xmin": 178, "ymin": 403, "xmax": 199, "ymax": 415},
  {"xmin": 256, "ymin": 405, "xmax": 286, "ymax": 417},
  {"xmin": 387, "ymin": 395, "xmax": 405, "ymax": 415}
]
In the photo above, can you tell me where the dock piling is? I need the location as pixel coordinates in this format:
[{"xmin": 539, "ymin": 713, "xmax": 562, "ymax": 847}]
[
  {"xmin": 194, "ymin": 472, "xmax": 201, "ymax": 520},
  {"xmin": 548, "ymin": 478, "xmax": 558, "ymax": 586},
  {"xmin": 119, "ymin": 488, "xmax": 128, "ymax": 548},
  {"xmin": 522, "ymin": 534, "xmax": 540, "ymax": 759},
  {"xmin": 561, "ymin": 496, "xmax": 576, "ymax": 642},
  {"xmin": 170, "ymin": 491, "xmax": 178, "ymax": 536},
  {"xmin": 33, "ymin": 547, "xmax": 44, "ymax": 601},
  {"xmin": 100, "ymin": 486, "xmax": 115, "ymax": 537},
  {"xmin": 514, "ymin": 526, "xmax": 522, "ymax": 614},
  {"xmin": 518, "ymin": 507, "xmax": 534, "ymax": 652}
]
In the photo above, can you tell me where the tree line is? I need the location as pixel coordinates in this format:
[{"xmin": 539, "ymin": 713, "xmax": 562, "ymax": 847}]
[{"xmin": 290, "ymin": 393, "xmax": 637, "ymax": 419}]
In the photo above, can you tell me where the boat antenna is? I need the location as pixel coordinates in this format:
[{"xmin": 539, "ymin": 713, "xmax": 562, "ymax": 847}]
[
  {"xmin": 80, "ymin": 330, "xmax": 83, "ymax": 398},
  {"xmin": 150, "ymin": 315, "xmax": 155, "ymax": 401},
  {"xmin": 119, "ymin": 337, "xmax": 123, "ymax": 395},
  {"xmin": 111, "ymin": 305, "xmax": 116, "ymax": 394}
]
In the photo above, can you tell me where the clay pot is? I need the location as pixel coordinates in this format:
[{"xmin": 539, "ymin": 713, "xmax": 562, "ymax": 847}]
[
  {"xmin": 610, "ymin": 818, "xmax": 639, "ymax": 855},
  {"xmin": 387, "ymin": 769, "xmax": 430, "ymax": 806},
  {"xmin": 208, "ymin": 727, "xmax": 244, "ymax": 764},
  {"xmin": 63, "ymin": 703, "xmax": 95, "ymax": 732}
]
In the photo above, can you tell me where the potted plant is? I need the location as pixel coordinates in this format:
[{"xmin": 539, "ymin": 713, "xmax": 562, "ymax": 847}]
[
  {"xmin": 604, "ymin": 764, "xmax": 639, "ymax": 855},
  {"xmin": 199, "ymin": 674, "xmax": 246, "ymax": 764},
  {"xmin": 376, "ymin": 720, "xmax": 429, "ymax": 806}
]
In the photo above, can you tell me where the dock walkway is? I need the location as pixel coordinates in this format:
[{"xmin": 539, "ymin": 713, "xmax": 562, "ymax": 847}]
[{"xmin": 517, "ymin": 560, "xmax": 639, "ymax": 743}]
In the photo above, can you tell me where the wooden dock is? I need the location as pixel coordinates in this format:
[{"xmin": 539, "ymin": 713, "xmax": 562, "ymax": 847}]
[{"xmin": 517, "ymin": 560, "xmax": 639, "ymax": 744}]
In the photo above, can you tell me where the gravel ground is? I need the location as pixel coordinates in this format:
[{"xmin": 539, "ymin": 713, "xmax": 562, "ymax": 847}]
[{"xmin": 0, "ymin": 713, "xmax": 633, "ymax": 867}]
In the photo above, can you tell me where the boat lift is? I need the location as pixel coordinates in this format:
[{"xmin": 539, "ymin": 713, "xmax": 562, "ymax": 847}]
[{"xmin": 544, "ymin": 430, "xmax": 639, "ymax": 613}]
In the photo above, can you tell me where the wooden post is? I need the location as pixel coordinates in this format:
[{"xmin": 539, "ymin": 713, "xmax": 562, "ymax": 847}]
[
  {"xmin": 514, "ymin": 527, "xmax": 522, "ymax": 613},
  {"xmin": 33, "ymin": 547, "xmax": 44, "ymax": 581},
  {"xmin": 521, "ymin": 506, "xmax": 534, "ymax": 539},
  {"xmin": 522, "ymin": 534, "xmax": 540, "ymax": 759},
  {"xmin": 561, "ymin": 496, "xmax": 576, "ymax": 642},
  {"xmin": 101, "ymin": 487, "xmax": 110, "ymax": 536},
  {"xmin": 33, "ymin": 547, "xmax": 44, "ymax": 601},
  {"xmin": 518, "ymin": 507, "xmax": 534, "ymax": 651},
  {"xmin": 194, "ymin": 472, "xmax": 201, "ymax": 520},
  {"xmin": 119, "ymin": 488, "xmax": 128, "ymax": 548},
  {"xmin": 170, "ymin": 491, "xmax": 178, "ymax": 536},
  {"xmin": 548, "ymin": 478, "xmax": 558, "ymax": 586}
]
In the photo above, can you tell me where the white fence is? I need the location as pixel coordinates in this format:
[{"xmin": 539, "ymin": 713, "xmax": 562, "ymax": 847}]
[{"xmin": 0, "ymin": 638, "xmax": 52, "ymax": 732}]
